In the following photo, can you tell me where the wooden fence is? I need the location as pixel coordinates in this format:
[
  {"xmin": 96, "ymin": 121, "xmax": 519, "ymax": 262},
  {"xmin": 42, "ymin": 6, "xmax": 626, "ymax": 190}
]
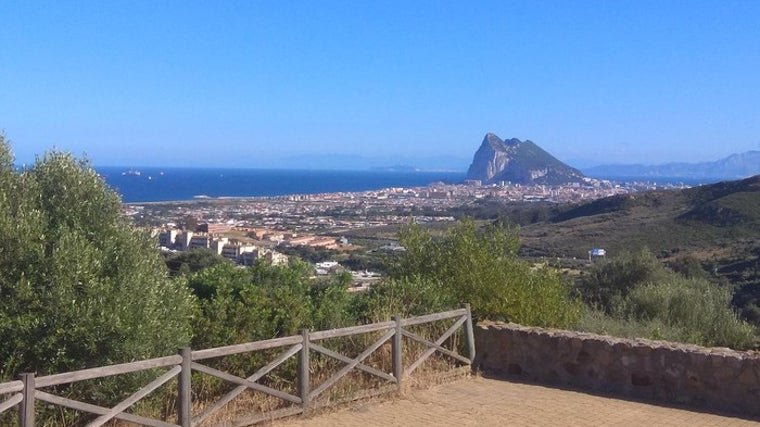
[{"xmin": 0, "ymin": 305, "xmax": 475, "ymax": 427}]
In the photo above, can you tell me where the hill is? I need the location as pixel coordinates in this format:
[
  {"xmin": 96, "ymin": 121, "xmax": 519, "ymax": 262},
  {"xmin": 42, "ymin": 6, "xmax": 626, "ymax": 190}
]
[
  {"xmin": 514, "ymin": 175, "xmax": 760, "ymax": 322},
  {"xmin": 519, "ymin": 175, "xmax": 760, "ymax": 258},
  {"xmin": 466, "ymin": 133, "xmax": 585, "ymax": 185}
]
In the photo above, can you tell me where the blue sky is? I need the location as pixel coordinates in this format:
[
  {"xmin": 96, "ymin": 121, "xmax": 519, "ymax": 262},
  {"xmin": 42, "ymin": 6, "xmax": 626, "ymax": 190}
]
[{"xmin": 2, "ymin": 1, "xmax": 759, "ymax": 170}]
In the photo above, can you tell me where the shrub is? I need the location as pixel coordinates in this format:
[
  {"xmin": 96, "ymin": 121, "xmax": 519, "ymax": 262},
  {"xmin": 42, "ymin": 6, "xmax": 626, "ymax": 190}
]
[
  {"xmin": 0, "ymin": 141, "xmax": 194, "ymax": 378},
  {"xmin": 357, "ymin": 275, "xmax": 451, "ymax": 322},
  {"xmin": 577, "ymin": 276, "xmax": 756, "ymax": 349},
  {"xmin": 186, "ymin": 261, "xmax": 357, "ymax": 401},
  {"xmin": 579, "ymin": 248, "xmax": 673, "ymax": 312},
  {"xmin": 373, "ymin": 219, "xmax": 581, "ymax": 328},
  {"xmin": 0, "ymin": 138, "xmax": 195, "ymax": 425},
  {"xmin": 621, "ymin": 277, "xmax": 756, "ymax": 349},
  {"xmin": 188, "ymin": 260, "xmax": 358, "ymax": 348}
]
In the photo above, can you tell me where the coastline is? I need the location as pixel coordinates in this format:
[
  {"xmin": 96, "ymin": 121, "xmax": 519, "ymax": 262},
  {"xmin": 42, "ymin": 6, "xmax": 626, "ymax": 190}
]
[{"xmin": 101, "ymin": 167, "xmax": 466, "ymax": 204}]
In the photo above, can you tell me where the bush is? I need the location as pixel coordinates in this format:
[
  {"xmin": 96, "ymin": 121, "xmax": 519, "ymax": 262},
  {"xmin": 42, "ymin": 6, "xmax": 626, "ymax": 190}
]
[
  {"xmin": 577, "ymin": 276, "xmax": 756, "ymax": 349},
  {"xmin": 621, "ymin": 277, "xmax": 756, "ymax": 349},
  {"xmin": 579, "ymin": 248, "xmax": 673, "ymax": 312},
  {"xmin": 189, "ymin": 261, "xmax": 356, "ymax": 349},
  {"xmin": 164, "ymin": 247, "xmax": 231, "ymax": 277},
  {"xmin": 371, "ymin": 219, "xmax": 581, "ymax": 328},
  {"xmin": 0, "ymin": 138, "xmax": 195, "ymax": 425},
  {"xmin": 186, "ymin": 261, "xmax": 358, "ymax": 401},
  {"xmin": 357, "ymin": 275, "xmax": 452, "ymax": 322},
  {"xmin": 0, "ymin": 141, "xmax": 194, "ymax": 378}
]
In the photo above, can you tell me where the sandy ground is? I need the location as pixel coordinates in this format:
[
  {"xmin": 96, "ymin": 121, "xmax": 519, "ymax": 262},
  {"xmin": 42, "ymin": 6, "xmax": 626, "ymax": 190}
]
[{"xmin": 272, "ymin": 376, "xmax": 760, "ymax": 427}]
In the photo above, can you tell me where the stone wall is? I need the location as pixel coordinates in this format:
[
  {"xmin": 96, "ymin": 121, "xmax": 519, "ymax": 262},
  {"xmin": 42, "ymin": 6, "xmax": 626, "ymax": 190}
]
[{"xmin": 474, "ymin": 321, "xmax": 760, "ymax": 416}]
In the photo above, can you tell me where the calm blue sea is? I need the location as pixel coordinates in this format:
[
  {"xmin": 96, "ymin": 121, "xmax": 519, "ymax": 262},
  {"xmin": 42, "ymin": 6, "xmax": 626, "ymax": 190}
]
[{"xmin": 97, "ymin": 167, "xmax": 466, "ymax": 203}]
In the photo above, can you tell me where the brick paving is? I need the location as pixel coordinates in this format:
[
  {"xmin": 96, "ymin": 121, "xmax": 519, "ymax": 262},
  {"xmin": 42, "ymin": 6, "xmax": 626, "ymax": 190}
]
[{"xmin": 274, "ymin": 377, "xmax": 760, "ymax": 426}]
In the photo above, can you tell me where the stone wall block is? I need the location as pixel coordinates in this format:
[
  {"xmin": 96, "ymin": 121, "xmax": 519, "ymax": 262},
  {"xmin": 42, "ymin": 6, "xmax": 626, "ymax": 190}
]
[
  {"xmin": 751, "ymin": 361, "xmax": 760, "ymax": 384},
  {"xmin": 630, "ymin": 372, "xmax": 652, "ymax": 387},
  {"xmin": 569, "ymin": 336, "xmax": 584, "ymax": 351},
  {"xmin": 620, "ymin": 354, "xmax": 637, "ymax": 368},
  {"xmin": 474, "ymin": 322, "xmax": 760, "ymax": 417},
  {"xmin": 593, "ymin": 345, "xmax": 613, "ymax": 367},
  {"xmin": 576, "ymin": 349, "xmax": 592, "ymax": 364},
  {"xmin": 738, "ymin": 361, "xmax": 758, "ymax": 385},
  {"xmin": 539, "ymin": 345, "xmax": 555, "ymax": 364},
  {"xmin": 612, "ymin": 341, "xmax": 632, "ymax": 355},
  {"xmin": 605, "ymin": 364, "xmax": 627, "ymax": 386},
  {"xmin": 688, "ymin": 350, "xmax": 710, "ymax": 368},
  {"xmin": 710, "ymin": 353, "xmax": 727, "ymax": 368},
  {"xmin": 724, "ymin": 354, "xmax": 744, "ymax": 371}
]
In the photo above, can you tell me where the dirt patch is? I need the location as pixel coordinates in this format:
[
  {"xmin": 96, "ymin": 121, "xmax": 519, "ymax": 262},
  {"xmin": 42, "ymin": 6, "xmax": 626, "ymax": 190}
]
[{"xmin": 272, "ymin": 377, "xmax": 760, "ymax": 427}]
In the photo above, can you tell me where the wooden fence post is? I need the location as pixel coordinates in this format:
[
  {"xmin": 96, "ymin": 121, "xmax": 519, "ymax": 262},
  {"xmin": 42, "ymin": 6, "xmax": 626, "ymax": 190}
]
[
  {"xmin": 19, "ymin": 373, "xmax": 34, "ymax": 427},
  {"xmin": 391, "ymin": 315, "xmax": 403, "ymax": 389},
  {"xmin": 178, "ymin": 348, "xmax": 192, "ymax": 427},
  {"xmin": 464, "ymin": 303, "xmax": 476, "ymax": 364},
  {"xmin": 298, "ymin": 329, "xmax": 310, "ymax": 414}
]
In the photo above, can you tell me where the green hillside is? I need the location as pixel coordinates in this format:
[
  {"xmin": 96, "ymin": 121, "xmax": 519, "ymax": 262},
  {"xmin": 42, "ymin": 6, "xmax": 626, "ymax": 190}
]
[
  {"xmin": 520, "ymin": 175, "xmax": 760, "ymax": 259},
  {"xmin": 517, "ymin": 175, "xmax": 760, "ymax": 323}
]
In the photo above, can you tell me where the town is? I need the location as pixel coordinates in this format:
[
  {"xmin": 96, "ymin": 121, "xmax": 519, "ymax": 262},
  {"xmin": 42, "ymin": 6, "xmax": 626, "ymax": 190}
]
[{"xmin": 136, "ymin": 177, "xmax": 689, "ymax": 287}]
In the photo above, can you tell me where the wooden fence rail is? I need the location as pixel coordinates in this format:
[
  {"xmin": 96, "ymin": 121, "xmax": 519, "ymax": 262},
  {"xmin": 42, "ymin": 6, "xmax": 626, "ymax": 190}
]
[{"xmin": 0, "ymin": 304, "xmax": 475, "ymax": 427}]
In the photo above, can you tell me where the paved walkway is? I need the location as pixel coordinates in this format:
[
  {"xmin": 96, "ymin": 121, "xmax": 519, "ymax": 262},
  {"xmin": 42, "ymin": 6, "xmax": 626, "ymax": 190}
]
[{"xmin": 274, "ymin": 377, "xmax": 760, "ymax": 426}]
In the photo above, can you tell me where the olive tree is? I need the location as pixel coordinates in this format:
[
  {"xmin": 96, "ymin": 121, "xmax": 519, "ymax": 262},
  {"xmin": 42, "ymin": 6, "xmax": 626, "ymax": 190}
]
[
  {"xmin": 0, "ymin": 136, "xmax": 194, "ymax": 380},
  {"xmin": 379, "ymin": 219, "xmax": 582, "ymax": 328}
]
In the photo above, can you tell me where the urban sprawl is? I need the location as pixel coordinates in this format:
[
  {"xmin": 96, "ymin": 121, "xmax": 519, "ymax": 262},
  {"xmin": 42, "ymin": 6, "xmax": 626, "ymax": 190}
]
[{"xmin": 135, "ymin": 178, "xmax": 686, "ymax": 288}]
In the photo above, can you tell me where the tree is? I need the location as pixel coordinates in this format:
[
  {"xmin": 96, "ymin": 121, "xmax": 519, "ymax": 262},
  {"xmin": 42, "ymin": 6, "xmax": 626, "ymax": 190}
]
[
  {"xmin": 576, "ymin": 249, "xmax": 756, "ymax": 349},
  {"xmin": 186, "ymin": 260, "xmax": 356, "ymax": 399},
  {"xmin": 578, "ymin": 248, "xmax": 672, "ymax": 312},
  {"xmin": 189, "ymin": 260, "xmax": 355, "ymax": 350},
  {"xmin": 620, "ymin": 276, "xmax": 755, "ymax": 348},
  {"xmin": 377, "ymin": 219, "xmax": 581, "ymax": 327},
  {"xmin": 0, "ymin": 138, "xmax": 194, "ymax": 379},
  {"xmin": 164, "ymin": 247, "xmax": 231, "ymax": 277}
]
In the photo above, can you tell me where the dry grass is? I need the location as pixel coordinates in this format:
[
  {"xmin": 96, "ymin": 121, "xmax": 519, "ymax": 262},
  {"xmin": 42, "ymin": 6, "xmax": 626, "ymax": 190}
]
[
  {"xmin": 205, "ymin": 321, "xmax": 467, "ymax": 426},
  {"xmin": 24, "ymin": 319, "xmax": 470, "ymax": 427}
]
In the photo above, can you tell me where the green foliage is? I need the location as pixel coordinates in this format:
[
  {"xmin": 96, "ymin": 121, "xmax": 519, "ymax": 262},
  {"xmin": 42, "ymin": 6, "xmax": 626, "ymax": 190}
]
[
  {"xmin": 186, "ymin": 261, "xmax": 357, "ymax": 400},
  {"xmin": 733, "ymin": 279, "xmax": 760, "ymax": 324},
  {"xmin": 579, "ymin": 248, "xmax": 672, "ymax": 312},
  {"xmin": 311, "ymin": 271, "xmax": 355, "ymax": 329},
  {"xmin": 620, "ymin": 277, "xmax": 755, "ymax": 348},
  {"xmin": 577, "ymin": 249, "xmax": 756, "ymax": 349},
  {"xmin": 339, "ymin": 253, "xmax": 388, "ymax": 273},
  {"xmin": 0, "ymin": 142, "xmax": 194, "ymax": 379},
  {"xmin": 357, "ymin": 276, "xmax": 451, "ymax": 322},
  {"xmin": 0, "ymin": 140, "xmax": 195, "ymax": 425},
  {"xmin": 373, "ymin": 219, "xmax": 581, "ymax": 327},
  {"xmin": 189, "ymin": 261, "xmax": 355, "ymax": 349},
  {"xmin": 666, "ymin": 255, "xmax": 710, "ymax": 280},
  {"xmin": 164, "ymin": 247, "xmax": 231, "ymax": 277},
  {"xmin": 278, "ymin": 244, "xmax": 337, "ymax": 263}
]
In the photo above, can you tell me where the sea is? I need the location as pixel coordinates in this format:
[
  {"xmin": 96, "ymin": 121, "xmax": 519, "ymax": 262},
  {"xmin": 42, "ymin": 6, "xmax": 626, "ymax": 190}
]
[{"xmin": 97, "ymin": 167, "xmax": 467, "ymax": 203}]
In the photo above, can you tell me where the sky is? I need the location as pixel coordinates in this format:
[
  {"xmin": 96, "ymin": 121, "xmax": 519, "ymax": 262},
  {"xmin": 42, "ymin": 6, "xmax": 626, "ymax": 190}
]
[{"xmin": 1, "ymin": 1, "xmax": 759, "ymax": 170}]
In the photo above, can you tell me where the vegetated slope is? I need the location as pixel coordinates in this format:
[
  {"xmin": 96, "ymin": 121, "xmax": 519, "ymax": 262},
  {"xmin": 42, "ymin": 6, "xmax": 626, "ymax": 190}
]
[
  {"xmin": 519, "ymin": 175, "xmax": 760, "ymax": 264},
  {"xmin": 679, "ymin": 177, "xmax": 760, "ymax": 227},
  {"xmin": 518, "ymin": 175, "xmax": 760, "ymax": 326}
]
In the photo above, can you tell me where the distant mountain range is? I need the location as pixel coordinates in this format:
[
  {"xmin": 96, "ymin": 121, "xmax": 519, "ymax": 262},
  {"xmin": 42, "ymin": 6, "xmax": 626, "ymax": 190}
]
[
  {"xmin": 466, "ymin": 133, "xmax": 586, "ymax": 185},
  {"xmin": 582, "ymin": 151, "xmax": 760, "ymax": 180},
  {"xmin": 268, "ymin": 138, "xmax": 759, "ymax": 180}
]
